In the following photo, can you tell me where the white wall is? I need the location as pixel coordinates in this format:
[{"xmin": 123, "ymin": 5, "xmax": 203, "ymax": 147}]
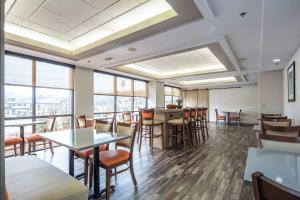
[
  {"xmin": 258, "ymin": 70, "xmax": 283, "ymax": 114},
  {"xmin": 209, "ymin": 85, "xmax": 259, "ymax": 124},
  {"xmin": 148, "ymin": 80, "xmax": 164, "ymax": 107},
  {"xmin": 74, "ymin": 67, "xmax": 94, "ymax": 117},
  {"xmin": 283, "ymin": 47, "xmax": 300, "ymax": 124}
]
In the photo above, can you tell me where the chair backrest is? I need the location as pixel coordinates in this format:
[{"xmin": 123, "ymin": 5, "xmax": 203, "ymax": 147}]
[
  {"xmin": 5, "ymin": 187, "xmax": 9, "ymax": 200},
  {"xmin": 252, "ymin": 171, "xmax": 300, "ymax": 200},
  {"xmin": 190, "ymin": 108, "xmax": 197, "ymax": 119},
  {"xmin": 76, "ymin": 115, "xmax": 87, "ymax": 128},
  {"xmin": 261, "ymin": 113, "xmax": 282, "ymax": 118},
  {"xmin": 183, "ymin": 108, "xmax": 190, "ymax": 120},
  {"xmin": 261, "ymin": 118, "xmax": 291, "ymax": 128},
  {"xmin": 140, "ymin": 109, "xmax": 154, "ymax": 125},
  {"xmin": 215, "ymin": 108, "xmax": 219, "ymax": 117},
  {"xmin": 116, "ymin": 122, "xmax": 137, "ymax": 157},
  {"xmin": 95, "ymin": 118, "xmax": 114, "ymax": 132},
  {"xmin": 122, "ymin": 112, "xmax": 132, "ymax": 123},
  {"xmin": 257, "ymin": 132, "xmax": 300, "ymax": 154},
  {"xmin": 44, "ymin": 117, "xmax": 56, "ymax": 132},
  {"xmin": 202, "ymin": 108, "xmax": 208, "ymax": 116},
  {"xmin": 262, "ymin": 124, "xmax": 299, "ymax": 137}
]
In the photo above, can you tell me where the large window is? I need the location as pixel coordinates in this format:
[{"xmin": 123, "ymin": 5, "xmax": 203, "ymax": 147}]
[
  {"xmin": 4, "ymin": 54, "xmax": 74, "ymax": 137},
  {"xmin": 94, "ymin": 72, "xmax": 148, "ymax": 118},
  {"xmin": 164, "ymin": 86, "xmax": 181, "ymax": 106}
]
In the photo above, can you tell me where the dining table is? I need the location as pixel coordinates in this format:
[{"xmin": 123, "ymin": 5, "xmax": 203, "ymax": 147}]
[
  {"xmin": 5, "ymin": 120, "xmax": 46, "ymax": 155},
  {"xmin": 220, "ymin": 111, "xmax": 239, "ymax": 125},
  {"xmin": 244, "ymin": 147, "xmax": 300, "ymax": 192},
  {"xmin": 38, "ymin": 128, "xmax": 130, "ymax": 199}
]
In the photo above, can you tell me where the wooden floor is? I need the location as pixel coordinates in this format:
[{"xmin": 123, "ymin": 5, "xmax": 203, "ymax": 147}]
[{"xmin": 35, "ymin": 123, "xmax": 256, "ymax": 200}]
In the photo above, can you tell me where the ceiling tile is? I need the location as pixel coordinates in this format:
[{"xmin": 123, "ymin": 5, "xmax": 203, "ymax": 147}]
[
  {"xmin": 6, "ymin": 14, "xmax": 26, "ymax": 26},
  {"xmin": 29, "ymin": 8, "xmax": 77, "ymax": 33},
  {"xmin": 82, "ymin": 0, "xmax": 118, "ymax": 11},
  {"xmin": 103, "ymin": 0, "xmax": 140, "ymax": 18},
  {"xmin": 81, "ymin": 12, "xmax": 112, "ymax": 30},
  {"xmin": 9, "ymin": 0, "xmax": 44, "ymax": 19},
  {"xmin": 43, "ymin": 0, "xmax": 98, "ymax": 23}
]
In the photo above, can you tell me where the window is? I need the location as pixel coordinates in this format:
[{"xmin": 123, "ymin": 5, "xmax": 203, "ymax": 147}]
[
  {"xmin": 117, "ymin": 77, "xmax": 132, "ymax": 96},
  {"xmin": 94, "ymin": 72, "xmax": 148, "ymax": 115},
  {"xmin": 94, "ymin": 95, "xmax": 115, "ymax": 113},
  {"xmin": 94, "ymin": 73, "xmax": 115, "ymax": 95},
  {"xmin": 164, "ymin": 86, "xmax": 181, "ymax": 106},
  {"xmin": 116, "ymin": 96, "xmax": 132, "ymax": 112},
  {"xmin": 4, "ymin": 54, "xmax": 74, "ymax": 138}
]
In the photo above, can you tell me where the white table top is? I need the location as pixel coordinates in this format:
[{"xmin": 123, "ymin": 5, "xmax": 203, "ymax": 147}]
[
  {"xmin": 244, "ymin": 147, "xmax": 300, "ymax": 192},
  {"xmin": 253, "ymin": 125, "xmax": 261, "ymax": 133},
  {"xmin": 5, "ymin": 120, "xmax": 45, "ymax": 127},
  {"xmin": 39, "ymin": 128, "xmax": 130, "ymax": 151}
]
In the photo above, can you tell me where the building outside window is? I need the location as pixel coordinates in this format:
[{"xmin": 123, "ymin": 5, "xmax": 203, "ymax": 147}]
[
  {"xmin": 4, "ymin": 54, "xmax": 74, "ymax": 138},
  {"xmin": 94, "ymin": 72, "xmax": 148, "ymax": 119}
]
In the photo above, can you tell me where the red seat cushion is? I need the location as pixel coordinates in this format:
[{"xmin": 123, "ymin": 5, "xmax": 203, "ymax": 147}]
[
  {"xmin": 100, "ymin": 149, "xmax": 129, "ymax": 167},
  {"xmin": 77, "ymin": 144, "xmax": 107, "ymax": 158},
  {"xmin": 25, "ymin": 134, "xmax": 44, "ymax": 142},
  {"xmin": 5, "ymin": 137, "xmax": 23, "ymax": 146}
]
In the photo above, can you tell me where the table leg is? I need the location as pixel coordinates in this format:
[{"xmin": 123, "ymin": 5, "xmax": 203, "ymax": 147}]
[
  {"xmin": 93, "ymin": 146, "xmax": 100, "ymax": 199},
  {"xmin": 69, "ymin": 149, "xmax": 74, "ymax": 177},
  {"xmin": 20, "ymin": 126, "xmax": 25, "ymax": 156}
]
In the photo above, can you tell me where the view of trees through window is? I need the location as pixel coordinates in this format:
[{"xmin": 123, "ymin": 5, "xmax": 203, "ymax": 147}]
[
  {"xmin": 4, "ymin": 54, "xmax": 74, "ymax": 137},
  {"xmin": 94, "ymin": 72, "xmax": 148, "ymax": 118}
]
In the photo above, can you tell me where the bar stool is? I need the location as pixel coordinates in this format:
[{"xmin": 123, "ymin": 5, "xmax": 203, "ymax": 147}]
[
  {"xmin": 122, "ymin": 112, "xmax": 138, "ymax": 125},
  {"xmin": 166, "ymin": 109, "xmax": 191, "ymax": 152},
  {"xmin": 202, "ymin": 108, "xmax": 209, "ymax": 137},
  {"xmin": 189, "ymin": 108, "xmax": 199, "ymax": 145},
  {"xmin": 139, "ymin": 109, "xmax": 164, "ymax": 154}
]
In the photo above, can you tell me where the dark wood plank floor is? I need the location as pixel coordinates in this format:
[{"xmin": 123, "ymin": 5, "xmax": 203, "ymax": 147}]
[{"xmin": 35, "ymin": 123, "xmax": 256, "ymax": 200}]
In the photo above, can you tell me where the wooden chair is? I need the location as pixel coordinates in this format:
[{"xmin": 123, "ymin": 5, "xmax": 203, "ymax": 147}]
[
  {"xmin": 89, "ymin": 122, "xmax": 138, "ymax": 199},
  {"xmin": 229, "ymin": 109, "xmax": 242, "ymax": 126},
  {"xmin": 122, "ymin": 112, "xmax": 138, "ymax": 125},
  {"xmin": 252, "ymin": 171, "xmax": 300, "ymax": 200},
  {"xmin": 261, "ymin": 118, "xmax": 291, "ymax": 128},
  {"xmin": 262, "ymin": 123, "xmax": 299, "ymax": 137},
  {"xmin": 189, "ymin": 108, "xmax": 199, "ymax": 145},
  {"xmin": 261, "ymin": 113, "xmax": 282, "ymax": 119},
  {"xmin": 138, "ymin": 109, "xmax": 164, "ymax": 154},
  {"xmin": 25, "ymin": 117, "xmax": 56, "ymax": 155},
  {"xmin": 167, "ymin": 109, "xmax": 191, "ymax": 152},
  {"xmin": 75, "ymin": 115, "xmax": 87, "ymax": 128},
  {"xmin": 215, "ymin": 109, "xmax": 226, "ymax": 125},
  {"xmin": 75, "ymin": 117, "xmax": 114, "ymax": 185},
  {"xmin": 256, "ymin": 131, "xmax": 300, "ymax": 154},
  {"xmin": 5, "ymin": 136, "xmax": 23, "ymax": 156},
  {"xmin": 202, "ymin": 108, "xmax": 209, "ymax": 137}
]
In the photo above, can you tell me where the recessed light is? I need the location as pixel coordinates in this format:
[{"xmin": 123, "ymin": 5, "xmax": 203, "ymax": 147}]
[
  {"xmin": 273, "ymin": 58, "xmax": 281, "ymax": 63},
  {"xmin": 105, "ymin": 57, "xmax": 113, "ymax": 61},
  {"xmin": 88, "ymin": 60, "xmax": 91, "ymax": 63}
]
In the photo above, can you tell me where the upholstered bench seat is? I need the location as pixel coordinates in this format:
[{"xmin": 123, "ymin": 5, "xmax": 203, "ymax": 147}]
[{"xmin": 5, "ymin": 156, "xmax": 88, "ymax": 200}]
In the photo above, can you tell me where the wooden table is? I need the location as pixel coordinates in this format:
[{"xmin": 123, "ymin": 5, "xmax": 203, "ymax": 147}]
[
  {"xmin": 244, "ymin": 147, "xmax": 300, "ymax": 192},
  {"xmin": 5, "ymin": 120, "xmax": 46, "ymax": 155},
  {"xmin": 39, "ymin": 128, "xmax": 130, "ymax": 199}
]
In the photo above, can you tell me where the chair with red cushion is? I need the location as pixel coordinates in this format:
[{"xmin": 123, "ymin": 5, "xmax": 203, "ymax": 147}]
[
  {"xmin": 89, "ymin": 122, "xmax": 138, "ymax": 199},
  {"xmin": 25, "ymin": 117, "xmax": 56, "ymax": 155},
  {"xmin": 75, "ymin": 117, "xmax": 115, "ymax": 185},
  {"xmin": 5, "ymin": 136, "xmax": 23, "ymax": 156}
]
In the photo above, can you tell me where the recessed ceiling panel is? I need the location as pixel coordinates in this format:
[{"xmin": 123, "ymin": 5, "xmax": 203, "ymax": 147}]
[{"xmin": 117, "ymin": 47, "xmax": 228, "ymax": 79}]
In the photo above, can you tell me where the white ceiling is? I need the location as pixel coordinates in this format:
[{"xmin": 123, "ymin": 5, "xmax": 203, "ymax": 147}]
[
  {"xmin": 5, "ymin": 0, "xmax": 175, "ymax": 50},
  {"xmin": 5, "ymin": 0, "xmax": 300, "ymax": 89}
]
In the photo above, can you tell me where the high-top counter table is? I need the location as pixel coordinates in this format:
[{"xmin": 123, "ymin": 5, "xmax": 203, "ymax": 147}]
[{"xmin": 152, "ymin": 109, "xmax": 183, "ymax": 149}]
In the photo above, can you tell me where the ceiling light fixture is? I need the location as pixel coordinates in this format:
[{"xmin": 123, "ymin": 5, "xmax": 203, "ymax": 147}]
[
  {"xmin": 273, "ymin": 58, "xmax": 281, "ymax": 63},
  {"xmin": 181, "ymin": 77, "xmax": 237, "ymax": 85}
]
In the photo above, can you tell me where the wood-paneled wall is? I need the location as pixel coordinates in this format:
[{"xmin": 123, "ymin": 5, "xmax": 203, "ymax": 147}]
[{"xmin": 183, "ymin": 90, "xmax": 209, "ymax": 108}]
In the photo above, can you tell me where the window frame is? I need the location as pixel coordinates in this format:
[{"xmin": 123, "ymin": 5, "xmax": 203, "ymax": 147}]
[
  {"xmin": 93, "ymin": 70, "xmax": 148, "ymax": 115},
  {"xmin": 4, "ymin": 51, "xmax": 75, "ymax": 131},
  {"xmin": 164, "ymin": 85, "xmax": 182, "ymax": 106}
]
